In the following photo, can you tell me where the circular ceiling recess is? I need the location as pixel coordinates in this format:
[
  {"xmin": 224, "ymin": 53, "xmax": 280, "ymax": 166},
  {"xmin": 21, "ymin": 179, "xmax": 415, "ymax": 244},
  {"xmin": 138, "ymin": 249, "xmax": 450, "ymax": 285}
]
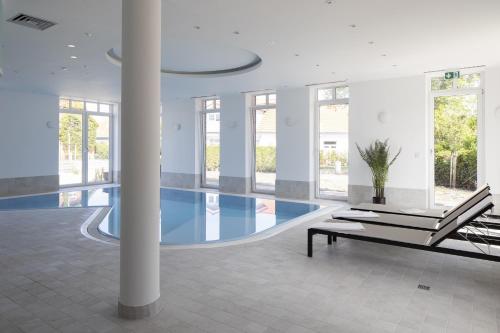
[{"xmin": 106, "ymin": 39, "xmax": 262, "ymax": 77}]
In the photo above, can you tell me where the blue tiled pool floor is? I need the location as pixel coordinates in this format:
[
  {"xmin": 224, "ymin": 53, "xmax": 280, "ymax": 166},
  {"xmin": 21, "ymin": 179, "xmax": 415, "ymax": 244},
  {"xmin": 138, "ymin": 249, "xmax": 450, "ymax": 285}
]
[{"xmin": 0, "ymin": 187, "xmax": 320, "ymax": 245}]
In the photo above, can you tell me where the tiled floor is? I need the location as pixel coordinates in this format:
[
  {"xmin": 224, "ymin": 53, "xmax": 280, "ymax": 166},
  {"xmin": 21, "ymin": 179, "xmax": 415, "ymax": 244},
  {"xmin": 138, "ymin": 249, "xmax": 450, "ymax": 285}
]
[{"xmin": 1, "ymin": 208, "xmax": 500, "ymax": 333}]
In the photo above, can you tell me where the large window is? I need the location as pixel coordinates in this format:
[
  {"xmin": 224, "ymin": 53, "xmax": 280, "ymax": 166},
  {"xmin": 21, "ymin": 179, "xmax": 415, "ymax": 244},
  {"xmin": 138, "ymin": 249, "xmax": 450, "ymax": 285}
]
[
  {"xmin": 59, "ymin": 98, "xmax": 113, "ymax": 186},
  {"xmin": 429, "ymin": 71, "xmax": 483, "ymax": 207},
  {"xmin": 201, "ymin": 97, "xmax": 221, "ymax": 188},
  {"xmin": 315, "ymin": 86, "xmax": 349, "ymax": 198},
  {"xmin": 251, "ymin": 92, "xmax": 277, "ymax": 193}
]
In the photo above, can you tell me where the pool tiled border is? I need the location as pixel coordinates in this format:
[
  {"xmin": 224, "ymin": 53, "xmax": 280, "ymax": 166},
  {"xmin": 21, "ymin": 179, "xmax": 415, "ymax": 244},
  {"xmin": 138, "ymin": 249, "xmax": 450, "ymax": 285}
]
[{"xmin": 84, "ymin": 204, "xmax": 341, "ymax": 249}]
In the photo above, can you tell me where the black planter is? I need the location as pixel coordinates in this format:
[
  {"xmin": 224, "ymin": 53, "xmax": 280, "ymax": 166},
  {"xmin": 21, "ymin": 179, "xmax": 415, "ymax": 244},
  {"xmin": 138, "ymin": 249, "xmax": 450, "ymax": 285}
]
[{"xmin": 372, "ymin": 197, "xmax": 386, "ymax": 204}]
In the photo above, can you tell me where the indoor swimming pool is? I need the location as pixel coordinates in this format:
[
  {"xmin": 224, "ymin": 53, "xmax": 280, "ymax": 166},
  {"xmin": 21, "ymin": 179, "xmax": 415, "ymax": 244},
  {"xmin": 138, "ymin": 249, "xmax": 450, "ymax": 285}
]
[{"xmin": 0, "ymin": 187, "xmax": 321, "ymax": 245}]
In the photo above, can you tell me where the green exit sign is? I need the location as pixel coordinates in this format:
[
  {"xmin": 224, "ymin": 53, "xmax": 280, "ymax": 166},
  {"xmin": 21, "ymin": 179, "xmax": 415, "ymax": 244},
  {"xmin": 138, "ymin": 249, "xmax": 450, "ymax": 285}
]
[{"xmin": 445, "ymin": 71, "xmax": 460, "ymax": 80}]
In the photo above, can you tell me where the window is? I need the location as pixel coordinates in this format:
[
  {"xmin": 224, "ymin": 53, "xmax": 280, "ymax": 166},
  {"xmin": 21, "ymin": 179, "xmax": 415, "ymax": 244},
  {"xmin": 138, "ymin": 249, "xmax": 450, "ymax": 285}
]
[
  {"xmin": 254, "ymin": 93, "xmax": 276, "ymax": 106},
  {"xmin": 315, "ymin": 86, "xmax": 349, "ymax": 198},
  {"xmin": 429, "ymin": 71, "xmax": 483, "ymax": 207},
  {"xmin": 201, "ymin": 97, "xmax": 221, "ymax": 188},
  {"xmin": 317, "ymin": 87, "xmax": 350, "ymax": 101},
  {"xmin": 251, "ymin": 93, "xmax": 277, "ymax": 193},
  {"xmin": 318, "ymin": 88, "xmax": 333, "ymax": 101},
  {"xmin": 59, "ymin": 98, "xmax": 113, "ymax": 186},
  {"xmin": 431, "ymin": 73, "xmax": 481, "ymax": 91}
]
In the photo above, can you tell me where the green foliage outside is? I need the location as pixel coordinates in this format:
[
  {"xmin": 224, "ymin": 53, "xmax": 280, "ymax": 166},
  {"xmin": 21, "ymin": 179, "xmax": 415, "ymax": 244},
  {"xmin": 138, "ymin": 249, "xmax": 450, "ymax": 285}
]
[
  {"xmin": 319, "ymin": 150, "xmax": 347, "ymax": 169},
  {"xmin": 205, "ymin": 146, "xmax": 277, "ymax": 173},
  {"xmin": 205, "ymin": 146, "xmax": 220, "ymax": 171},
  {"xmin": 434, "ymin": 95, "xmax": 477, "ymax": 190},
  {"xmin": 59, "ymin": 114, "xmax": 109, "ymax": 160},
  {"xmin": 356, "ymin": 139, "xmax": 401, "ymax": 198},
  {"xmin": 255, "ymin": 146, "xmax": 276, "ymax": 172}
]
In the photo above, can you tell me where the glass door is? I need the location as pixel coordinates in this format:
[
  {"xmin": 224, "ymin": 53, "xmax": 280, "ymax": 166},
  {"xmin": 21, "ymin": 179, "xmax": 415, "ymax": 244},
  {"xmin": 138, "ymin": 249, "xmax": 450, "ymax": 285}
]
[
  {"xmin": 87, "ymin": 114, "xmax": 111, "ymax": 184},
  {"xmin": 251, "ymin": 93, "xmax": 277, "ymax": 194},
  {"xmin": 59, "ymin": 112, "xmax": 84, "ymax": 186},
  {"xmin": 59, "ymin": 99, "xmax": 113, "ymax": 187},
  {"xmin": 253, "ymin": 107, "xmax": 277, "ymax": 193},
  {"xmin": 318, "ymin": 104, "xmax": 349, "ymax": 197},
  {"xmin": 200, "ymin": 98, "xmax": 221, "ymax": 188},
  {"xmin": 316, "ymin": 86, "xmax": 350, "ymax": 199},
  {"xmin": 429, "ymin": 72, "xmax": 483, "ymax": 207}
]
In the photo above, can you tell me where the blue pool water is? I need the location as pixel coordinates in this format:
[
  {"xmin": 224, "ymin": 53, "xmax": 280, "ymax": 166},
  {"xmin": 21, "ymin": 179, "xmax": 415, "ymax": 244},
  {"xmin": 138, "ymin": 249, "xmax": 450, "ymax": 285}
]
[{"xmin": 0, "ymin": 187, "xmax": 320, "ymax": 245}]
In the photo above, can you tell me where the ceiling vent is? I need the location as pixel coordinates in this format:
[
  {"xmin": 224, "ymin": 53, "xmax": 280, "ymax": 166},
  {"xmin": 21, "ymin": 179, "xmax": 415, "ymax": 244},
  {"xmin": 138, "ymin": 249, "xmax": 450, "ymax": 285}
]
[{"xmin": 7, "ymin": 13, "xmax": 56, "ymax": 31}]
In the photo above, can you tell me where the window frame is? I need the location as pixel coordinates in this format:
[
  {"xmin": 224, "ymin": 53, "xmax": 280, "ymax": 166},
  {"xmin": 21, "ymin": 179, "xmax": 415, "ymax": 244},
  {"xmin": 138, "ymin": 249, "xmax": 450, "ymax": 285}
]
[
  {"xmin": 200, "ymin": 97, "xmax": 221, "ymax": 189},
  {"xmin": 314, "ymin": 85, "xmax": 350, "ymax": 200},
  {"xmin": 250, "ymin": 92, "xmax": 277, "ymax": 194}
]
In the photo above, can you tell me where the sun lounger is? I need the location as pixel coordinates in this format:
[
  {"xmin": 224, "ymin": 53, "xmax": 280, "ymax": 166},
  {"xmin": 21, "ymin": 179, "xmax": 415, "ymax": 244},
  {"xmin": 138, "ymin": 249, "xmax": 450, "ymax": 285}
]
[
  {"xmin": 308, "ymin": 196, "xmax": 498, "ymax": 262},
  {"xmin": 350, "ymin": 184, "xmax": 490, "ymax": 218},
  {"xmin": 337, "ymin": 185, "xmax": 491, "ymax": 231}
]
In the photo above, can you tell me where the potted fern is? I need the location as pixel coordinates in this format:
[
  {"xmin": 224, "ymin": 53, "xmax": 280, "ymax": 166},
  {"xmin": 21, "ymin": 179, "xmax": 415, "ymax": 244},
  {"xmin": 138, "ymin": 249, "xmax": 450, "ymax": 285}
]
[{"xmin": 356, "ymin": 139, "xmax": 401, "ymax": 204}]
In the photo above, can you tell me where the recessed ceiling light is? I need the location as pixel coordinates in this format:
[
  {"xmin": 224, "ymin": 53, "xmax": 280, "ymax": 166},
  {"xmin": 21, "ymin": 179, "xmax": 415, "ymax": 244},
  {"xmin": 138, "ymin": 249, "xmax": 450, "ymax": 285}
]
[
  {"xmin": 294, "ymin": 53, "xmax": 300, "ymax": 57},
  {"xmin": 66, "ymin": 44, "xmax": 76, "ymax": 48},
  {"xmin": 392, "ymin": 64, "xmax": 397, "ymax": 67},
  {"xmin": 84, "ymin": 32, "xmax": 93, "ymax": 38},
  {"xmin": 70, "ymin": 55, "xmax": 78, "ymax": 59},
  {"xmin": 61, "ymin": 66, "xmax": 68, "ymax": 71},
  {"xmin": 269, "ymin": 40, "xmax": 276, "ymax": 46},
  {"xmin": 233, "ymin": 31, "xmax": 240, "ymax": 35},
  {"xmin": 349, "ymin": 24, "xmax": 357, "ymax": 28},
  {"xmin": 325, "ymin": 0, "xmax": 334, "ymax": 4},
  {"xmin": 193, "ymin": 25, "xmax": 201, "ymax": 30},
  {"xmin": 50, "ymin": 71, "xmax": 55, "ymax": 75},
  {"xmin": 368, "ymin": 41, "xmax": 375, "ymax": 45},
  {"xmin": 331, "ymin": 72, "xmax": 336, "ymax": 75},
  {"xmin": 316, "ymin": 64, "xmax": 320, "ymax": 67},
  {"xmin": 381, "ymin": 54, "xmax": 387, "ymax": 57}
]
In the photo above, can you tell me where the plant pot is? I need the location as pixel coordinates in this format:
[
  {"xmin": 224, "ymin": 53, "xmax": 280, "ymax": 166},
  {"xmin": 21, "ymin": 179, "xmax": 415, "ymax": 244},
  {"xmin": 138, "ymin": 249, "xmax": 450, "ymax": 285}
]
[{"xmin": 372, "ymin": 197, "xmax": 386, "ymax": 205}]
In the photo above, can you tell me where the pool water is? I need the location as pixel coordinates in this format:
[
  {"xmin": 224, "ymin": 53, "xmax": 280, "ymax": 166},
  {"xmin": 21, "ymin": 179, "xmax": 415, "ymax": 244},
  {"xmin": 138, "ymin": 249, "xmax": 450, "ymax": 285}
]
[{"xmin": 0, "ymin": 187, "xmax": 320, "ymax": 245}]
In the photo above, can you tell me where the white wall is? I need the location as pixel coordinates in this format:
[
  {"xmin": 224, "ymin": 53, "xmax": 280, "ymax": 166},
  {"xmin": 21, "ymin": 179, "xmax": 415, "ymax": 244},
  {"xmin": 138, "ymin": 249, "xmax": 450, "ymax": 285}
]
[
  {"xmin": 276, "ymin": 87, "xmax": 314, "ymax": 182},
  {"xmin": 349, "ymin": 76, "xmax": 428, "ymax": 191},
  {"xmin": 0, "ymin": 90, "xmax": 59, "ymax": 179},
  {"xmin": 484, "ymin": 66, "xmax": 500, "ymax": 195},
  {"xmin": 219, "ymin": 93, "xmax": 250, "ymax": 179},
  {"xmin": 162, "ymin": 98, "xmax": 199, "ymax": 175}
]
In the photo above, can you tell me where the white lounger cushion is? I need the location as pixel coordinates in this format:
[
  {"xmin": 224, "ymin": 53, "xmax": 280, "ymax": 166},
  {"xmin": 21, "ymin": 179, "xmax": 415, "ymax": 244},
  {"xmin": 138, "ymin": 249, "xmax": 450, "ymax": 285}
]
[
  {"xmin": 313, "ymin": 220, "xmax": 432, "ymax": 245},
  {"xmin": 336, "ymin": 212, "xmax": 440, "ymax": 230},
  {"xmin": 352, "ymin": 202, "xmax": 445, "ymax": 218}
]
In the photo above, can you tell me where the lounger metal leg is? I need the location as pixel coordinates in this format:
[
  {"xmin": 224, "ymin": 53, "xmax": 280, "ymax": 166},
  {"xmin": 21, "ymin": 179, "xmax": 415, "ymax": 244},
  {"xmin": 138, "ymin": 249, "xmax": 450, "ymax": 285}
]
[
  {"xmin": 308, "ymin": 229, "xmax": 314, "ymax": 257},
  {"xmin": 328, "ymin": 235, "xmax": 333, "ymax": 245}
]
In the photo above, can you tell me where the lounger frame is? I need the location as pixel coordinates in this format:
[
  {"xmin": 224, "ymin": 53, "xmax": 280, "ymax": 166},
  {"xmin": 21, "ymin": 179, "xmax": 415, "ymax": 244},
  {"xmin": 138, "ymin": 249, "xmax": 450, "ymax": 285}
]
[{"xmin": 307, "ymin": 228, "xmax": 500, "ymax": 262}]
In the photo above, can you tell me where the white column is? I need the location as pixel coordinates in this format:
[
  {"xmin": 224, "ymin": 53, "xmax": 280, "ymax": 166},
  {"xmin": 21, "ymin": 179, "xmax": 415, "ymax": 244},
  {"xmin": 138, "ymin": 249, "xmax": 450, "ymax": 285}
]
[
  {"xmin": 219, "ymin": 94, "xmax": 252, "ymax": 194},
  {"xmin": 119, "ymin": 0, "xmax": 161, "ymax": 319},
  {"xmin": 275, "ymin": 87, "xmax": 315, "ymax": 200}
]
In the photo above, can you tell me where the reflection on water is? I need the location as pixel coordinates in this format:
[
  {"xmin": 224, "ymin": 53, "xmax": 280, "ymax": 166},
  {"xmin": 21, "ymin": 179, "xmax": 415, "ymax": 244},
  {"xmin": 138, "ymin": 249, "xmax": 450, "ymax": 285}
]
[{"xmin": 0, "ymin": 187, "xmax": 320, "ymax": 245}]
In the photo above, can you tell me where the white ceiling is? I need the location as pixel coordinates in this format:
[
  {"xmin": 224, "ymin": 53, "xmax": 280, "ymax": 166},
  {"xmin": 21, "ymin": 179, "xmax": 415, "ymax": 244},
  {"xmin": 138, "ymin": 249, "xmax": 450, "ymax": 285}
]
[{"xmin": 1, "ymin": 0, "xmax": 500, "ymax": 102}]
